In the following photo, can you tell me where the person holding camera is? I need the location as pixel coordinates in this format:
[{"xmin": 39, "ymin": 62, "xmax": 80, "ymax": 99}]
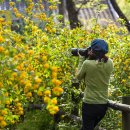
[{"xmin": 74, "ymin": 39, "xmax": 113, "ymax": 130}]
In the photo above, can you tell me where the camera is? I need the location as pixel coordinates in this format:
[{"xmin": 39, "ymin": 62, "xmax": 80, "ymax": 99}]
[{"xmin": 71, "ymin": 47, "xmax": 90, "ymax": 57}]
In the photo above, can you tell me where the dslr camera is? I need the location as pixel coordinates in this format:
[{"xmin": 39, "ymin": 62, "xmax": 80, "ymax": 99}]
[{"xmin": 71, "ymin": 47, "xmax": 90, "ymax": 57}]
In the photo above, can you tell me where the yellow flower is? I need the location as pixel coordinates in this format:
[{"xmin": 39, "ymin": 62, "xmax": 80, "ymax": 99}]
[
  {"xmin": 44, "ymin": 63, "xmax": 49, "ymax": 69},
  {"xmin": 11, "ymin": 72, "xmax": 17, "ymax": 78},
  {"xmin": 13, "ymin": 8, "xmax": 18, "ymax": 13},
  {"xmin": 26, "ymin": 92, "xmax": 32, "ymax": 97},
  {"xmin": 0, "ymin": 120, "xmax": 7, "ymax": 128},
  {"xmin": 51, "ymin": 66, "xmax": 58, "ymax": 72},
  {"xmin": 58, "ymin": 87, "xmax": 64, "ymax": 93},
  {"xmin": 16, "ymin": 63, "xmax": 24, "ymax": 71},
  {"xmin": 0, "ymin": 116, "xmax": 4, "ymax": 121},
  {"xmin": 44, "ymin": 90, "xmax": 51, "ymax": 97},
  {"xmin": 42, "ymin": 56, "xmax": 47, "ymax": 62},
  {"xmin": 52, "ymin": 78, "xmax": 57, "ymax": 84},
  {"xmin": 28, "ymin": 0, "xmax": 32, "ymax": 2},
  {"xmin": 24, "ymin": 87, "xmax": 29, "ymax": 93},
  {"xmin": 51, "ymin": 72, "xmax": 57, "ymax": 78},
  {"xmin": 49, "ymin": 111, "xmax": 56, "ymax": 115},
  {"xmin": 9, "ymin": 2, "xmax": 15, "ymax": 7},
  {"xmin": 0, "ymin": 18, "xmax": 5, "ymax": 23},
  {"xmin": 1, "ymin": 110, "xmax": 8, "ymax": 116},
  {"xmin": 42, "ymin": 35, "xmax": 48, "ymax": 43},
  {"xmin": 0, "ymin": 82, "xmax": 3, "ymax": 88},
  {"xmin": 52, "ymin": 79, "xmax": 62, "ymax": 86},
  {"xmin": 19, "ymin": 71, "xmax": 27, "ymax": 79},
  {"xmin": 51, "ymin": 98, "xmax": 58, "ymax": 105},
  {"xmin": 47, "ymin": 105, "xmax": 59, "ymax": 115},
  {"xmin": 40, "ymin": 4, "xmax": 44, "ymax": 10},
  {"xmin": 5, "ymin": 100, "xmax": 10, "ymax": 105},
  {"xmin": 20, "ymin": 80, "xmax": 26, "ymax": 85},
  {"xmin": 46, "ymin": 104, "xmax": 53, "ymax": 110},
  {"xmin": 28, "ymin": 50, "xmax": 34, "ymax": 55},
  {"xmin": 122, "ymin": 79, "xmax": 126, "ymax": 83},
  {"xmin": 18, "ymin": 110, "xmax": 24, "ymax": 115},
  {"xmin": 52, "ymin": 87, "xmax": 63, "ymax": 96},
  {"xmin": 0, "ymin": 46, "xmax": 4, "ymax": 52},
  {"xmin": 49, "ymin": 5, "xmax": 57, "ymax": 10},
  {"xmin": 17, "ymin": 53, "xmax": 25, "ymax": 59},
  {"xmin": 43, "ymin": 96, "xmax": 51, "ymax": 104},
  {"xmin": 33, "ymin": 84, "xmax": 39, "ymax": 90},
  {"xmin": 53, "ymin": 106, "xmax": 59, "ymax": 113},
  {"xmin": 37, "ymin": 91, "xmax": 43, "ymax": 96},
  {"xmin": 4, "ymin": 50, "xmax": 9, "ymax": 55},
  {"xmin": 16, "ymin": 103, "xmax": 22, "ymax": 107},
  {"xmin": 118, "ymin": 122, "xmax": 122, "ymax": 127},
  {"xmin": 34, "ymin": 77, "xmax": 42, "ymax": 83},
  {"xmin": 25, "ymin": 82, "xmax": 32, "ymax": 88},
  {"xmin": 18, "ymin": 107, "xmax": 24, "ymax": 111},
  {"xmin": 32, "ymin": 26, "xmax": 38, "ymax": 33},
  {"xmin": 4, "ymin": 92, "xmax": 9, "ymax": 97}
]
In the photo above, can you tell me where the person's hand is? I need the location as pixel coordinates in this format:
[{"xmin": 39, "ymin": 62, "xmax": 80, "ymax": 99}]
[
  {"xmin": 88, "ymin": 49, "xmax": 93, "ymax": 55},
  {"xmin": 77, "ymin": 50, "xmax": 83, "ymax": 58}
]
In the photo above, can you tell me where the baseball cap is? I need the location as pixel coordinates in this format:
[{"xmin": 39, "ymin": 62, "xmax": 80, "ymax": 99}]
[{"xmin": 89, "ymin": 38, "xmax": 108, "ymax": 54}]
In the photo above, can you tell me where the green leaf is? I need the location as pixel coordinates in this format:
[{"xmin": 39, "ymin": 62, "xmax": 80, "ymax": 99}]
[{"xmin": 39, "ymin": 87, "xmax": 45, "ymax": 91}]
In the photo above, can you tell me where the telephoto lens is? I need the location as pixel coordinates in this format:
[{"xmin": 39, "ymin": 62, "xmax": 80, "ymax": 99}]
[
  {"xmin": 71, "ymin": 48, "xmax": 79, "ymax": 56},
  {"xmin": 78, "ymin": 48, "xmax": 88, "ymax": 56},
  {"xmin": 71, "ymin": 48, "xmax": 89, "ymax": 57}
]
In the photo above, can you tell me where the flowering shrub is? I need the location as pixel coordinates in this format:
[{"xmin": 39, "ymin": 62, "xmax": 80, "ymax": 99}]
[{"xmin": 0, "ymin": 0, "xmax": 130, "ymax": 129}]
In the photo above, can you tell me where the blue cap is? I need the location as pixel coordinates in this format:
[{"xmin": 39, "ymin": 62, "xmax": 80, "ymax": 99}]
[{"xmin": 90, "ymin": 39, "xmax": 108, "ymax": 54}]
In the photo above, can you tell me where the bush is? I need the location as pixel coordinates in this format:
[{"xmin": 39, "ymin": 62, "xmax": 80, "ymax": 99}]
[{"xmin": 0, "ymin": 0, "xmax": 130, "ymax": 130}]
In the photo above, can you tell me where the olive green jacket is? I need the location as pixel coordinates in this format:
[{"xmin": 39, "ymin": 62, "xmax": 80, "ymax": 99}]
[{"xmin": 77, "ymin": 57, "xmax": 113, "ymax": 104}]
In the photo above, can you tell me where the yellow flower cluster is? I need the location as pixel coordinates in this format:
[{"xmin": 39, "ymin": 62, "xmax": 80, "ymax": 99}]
[
  {"xmin": 49, "ymin": 5, "xmax": 57, "ymax": 10},
  {"xmin": 0, "ymin": 82, "xmax": 3, "ymax": 88},
  {"xmin": 0, "ymin": 0, "xmax": 129, "ymax": 128},
  {"xmin": 52, "ymin": 86, "xmax": 64, "ymax": 96},
  {"xmin": 47, "ymin": 104, "xmax": 59, "ymax": 115},
  {"xmin": 0, "ymin": 0, "xmax": 63, "ymax": 128},
  {"xmin": 0, "ymin": 119, "xmax": 7, "ymax": 128},
  {"xmin": 14, "ymin": 103, "xmax": 24, "ymax": 115},
  {"xmin": 46, "ymin": 97, "xmax": 59, "ymax": 115},
  {"xmin": 0, "ymin": 46, "xmax": 4, "ymax": 53},
  {"xmin": 0, "ymin": 110, "xmax": 7, "ymax": 128},
  {"xmin": 9, "ymin": 2, "xmax": 15, "ymax": 7},
  {"xmin": 0, "ymin": 36, "xmax": 4, "ymax": 43}
]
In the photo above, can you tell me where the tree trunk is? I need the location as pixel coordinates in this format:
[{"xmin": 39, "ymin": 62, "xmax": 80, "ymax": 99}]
[
  {"xmin": 66, "ymin": 0, "xmax": 81, "ymax": 29},
  {"xmin": 58, "ymin": 0, "xmax": 65, "ymax": 25},
  {"xmin": 109, "ymin": 0, "xmax": 130, "ymax": 32}
]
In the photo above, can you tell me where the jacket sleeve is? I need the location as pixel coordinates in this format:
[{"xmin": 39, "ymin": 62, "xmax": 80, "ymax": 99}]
[
  {"xmin": 78, "ymin": 56, "xmax": 86, "ymax": 70},
  {"xmin": 77, "ymin": 58, "xmax": 87, "ymax": 80}
]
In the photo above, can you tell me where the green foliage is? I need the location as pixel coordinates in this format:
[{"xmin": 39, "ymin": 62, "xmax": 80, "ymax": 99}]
[
  {"xmin": 101, "ymin": 108, "xmax": 122, "ymax": 130},
  {"xmin": 0, "ymin": 0, "xmax": 130, "ymax": 130},
  {"xmin": 76, "ymin": 0, "xmax": 108, "ymax": 12},
  {"xmin": 116, "ymin": 0, "xmax": 130, "ymax": 20},
  {"xmin": 15, "ymin": 109, "xmax": 54, "ymax": 130}
]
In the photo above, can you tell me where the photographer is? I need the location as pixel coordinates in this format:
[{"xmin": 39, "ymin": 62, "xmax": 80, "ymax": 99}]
[{"xmin": 75, "ymin": 39, "xmax": 113, "ymax": 130}]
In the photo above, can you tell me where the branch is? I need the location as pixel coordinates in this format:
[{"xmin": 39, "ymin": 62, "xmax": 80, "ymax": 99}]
[
  {"xmin": 109, "ymin": 0, "xmax": 130, "ymax": 32},
  {"xmin": 76, "ymin": 0, "xmax": 88, "ymax": 13}
]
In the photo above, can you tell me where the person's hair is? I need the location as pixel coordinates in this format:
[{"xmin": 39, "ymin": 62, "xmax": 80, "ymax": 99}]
[{"xmin": 88, "ymin": 50, "xmax": 108, "ymax": 63}]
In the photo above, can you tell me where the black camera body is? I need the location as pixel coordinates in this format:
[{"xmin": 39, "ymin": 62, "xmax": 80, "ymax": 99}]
[{"xmin": 71, "ymin": 47, "xmax": 90, "ymax": 57}]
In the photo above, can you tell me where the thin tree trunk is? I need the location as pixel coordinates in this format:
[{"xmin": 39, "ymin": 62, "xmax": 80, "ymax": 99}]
[
  {"xmin": 66, "ymin": 0, "xmax": 81, "ymax": 29},
  {"xmin": 58, "ymin": 0, "xmax": 65, "ymax": 25},
  {"xmin": 109, "ymin": 0, "xmax": 130, "ymax": 32}
]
